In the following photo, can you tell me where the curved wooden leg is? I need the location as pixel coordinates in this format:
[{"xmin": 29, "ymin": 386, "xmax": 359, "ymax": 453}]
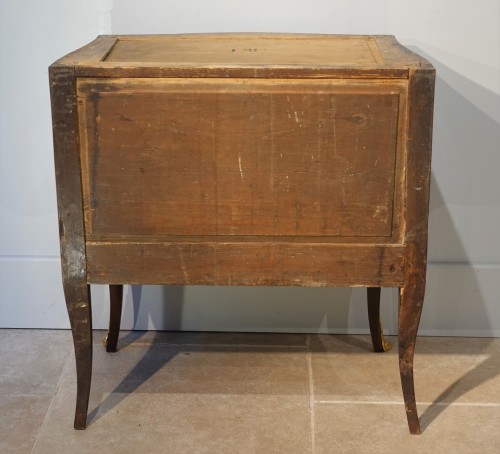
[
  {"xmin": 367, "ymin": 287, "xmax": 391, "ymax": 352},
  {"xmin": 398, "ymin": 283, "xmax": 424, "ymax": 435},
  {"xmin": 104, "ymin": 285, "xmax": 123, "ymax": 353},
  {"xmin": 65, "ymin": 283, "xmax": 92, "ymax": 430}
]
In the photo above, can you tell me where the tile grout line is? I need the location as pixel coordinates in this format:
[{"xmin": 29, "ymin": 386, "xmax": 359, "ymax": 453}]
[
  {"xmin": 305, "ymin": 334, "xmax": 316, "ymax": 454},
  {"xmin": 116, "ymin": 342, "xmax": 309, "ymax": 349},
  {"xmin": 315, "ymin": 400, "xmax": 500, "ymax": 407},
  {"xmin": 30, "ymin": 351, "xmax": 74, "ymax": 454}
]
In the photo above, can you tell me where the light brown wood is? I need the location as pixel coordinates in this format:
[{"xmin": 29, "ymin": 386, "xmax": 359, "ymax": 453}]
[
  {"xmin": 104, "ymin": 34, "xmax": 386, "ymax": 66},
  {"xmin": 78, "ymin": 78, "xmax": 407, "ymax": 240},
  {"xmin": 50, "ymin": 33, "xmax": 435, "ymax": 433},
  {"xmin": 86, "ymin": 242, "xmax": 405, "ymax": 286},
  {"xmin": 56, "ymin": 34, "xmax": 418, "ymax": 79}
]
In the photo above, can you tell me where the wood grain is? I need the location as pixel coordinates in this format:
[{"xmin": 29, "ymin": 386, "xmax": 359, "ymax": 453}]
[
  {"xmin": 49, "ymin": 64, "xmax": 92, "ymax": 430},
  {"xmin": 78, "ymin": 78, "xmax": 406, "ymax": 240},
  {"xmin": 66, "ymin": 34, "xmax": 420, "ymax": 79},
  {"xmin": 398, "ymin": 67, "xmax": 436, "ymax": 435},
  {"xmin": 50, "ymin": 34, "xmax": 435, "ymax": 433},
  {"xmin": 86, "ymin": 242, "xmax": 405, "ymax": 287},
  {"xmin": 104, "ymin": 34, "xmax": 385, "ymax": 66}
]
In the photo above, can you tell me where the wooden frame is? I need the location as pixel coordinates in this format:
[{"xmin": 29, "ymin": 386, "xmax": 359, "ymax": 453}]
[{"xmin": 50, "ymin": 34, "xmax": 435, "ymax": 434}]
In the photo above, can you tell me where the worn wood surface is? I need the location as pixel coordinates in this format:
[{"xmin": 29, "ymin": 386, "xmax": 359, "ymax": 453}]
[
  {"xmin": 50, "ymin": 34, "xmax": 435, "ymax": 432},
  {"xmin": 398, "ymin": 68, "xmax": 435, "ymax": 435},
  {"xmin": 54, "ymin": 34, "xmax": 423, "ymax": 79},
  {"xmin": 104, "ymin": 34, "xmax": 386, "ymax": 66},
  {"xmin": 86, "ymin": 242, "xmax": 405, "ymax": 286},
  {"xmin": 78, "ymin": 78, "xmax": 406, "ymax": 240},
  {"xmin": 49, "ymin": 65, "xmax": 92, "ymax": 430}
]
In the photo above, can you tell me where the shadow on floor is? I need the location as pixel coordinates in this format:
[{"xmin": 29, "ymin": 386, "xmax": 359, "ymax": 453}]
[{"xmin": 86, "ymin": 329, "xmax": 499, "ymax": 432}]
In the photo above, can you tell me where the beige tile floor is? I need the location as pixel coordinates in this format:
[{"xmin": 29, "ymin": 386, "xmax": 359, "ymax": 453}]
[{"xmin": 1, "ymin": 329, "xmax": 500, "ymax": 453}]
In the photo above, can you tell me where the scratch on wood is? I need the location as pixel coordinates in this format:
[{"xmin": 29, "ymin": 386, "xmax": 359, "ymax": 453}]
[
  {"xmin": 177, "ymin": 247, "xmax": 189, "ymax": 283},
  {"xmin": 270, "ymin": 98, "xmax": 275, "ymax": 188},
  {"xmin": 373, "ymin": 205, "xmax": 386, "ymax": 218},
  {"xmin": 341, "ymin": 181, "xmax": 347, "ymax": 206},
  {"xmin": 238, "ymin": 153, "xmax": 244, "ymax": 180},
  {"xmin": 118, "ymin": 113, "xmax": 132, "ymax": 122},
  {"xmin": 213, "ymin": 245, "xmax": 219, "ymax": 283}
]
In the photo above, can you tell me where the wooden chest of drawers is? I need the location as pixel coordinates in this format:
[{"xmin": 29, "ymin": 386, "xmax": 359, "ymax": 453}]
[{"xmin": 49, "ymin": 34, "xmax": 435, "ymax": 433}]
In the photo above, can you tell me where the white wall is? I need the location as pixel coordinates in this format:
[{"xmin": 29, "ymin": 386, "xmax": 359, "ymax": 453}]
[{"xmin": 1, "ymin": 0, "xmax": 499, "ymax": 336}]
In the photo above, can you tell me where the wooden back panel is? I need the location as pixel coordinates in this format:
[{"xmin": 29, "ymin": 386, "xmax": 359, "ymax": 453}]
[{"xmin": 78, "ymin": 78, "xmax": 407, "ymax": 241}]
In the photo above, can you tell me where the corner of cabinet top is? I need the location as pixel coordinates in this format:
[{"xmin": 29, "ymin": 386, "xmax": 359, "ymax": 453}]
[{"xmin": 49, "ymin": 33, "xmax": 433, "ymax": 79}]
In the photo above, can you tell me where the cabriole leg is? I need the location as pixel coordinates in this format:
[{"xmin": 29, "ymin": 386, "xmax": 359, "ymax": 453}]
[
  {"xmin": 398, "ymin": 283, "xmax": 424, "ymax": 435},
  {"xmin": 104, "ymin": 285, "xmax": 123, "ymax": 353},
  {"xmin": 65, "ymin": 283, "xmax": 93, "ymax": 430},
  {"xmin": 367, "ymin": 287, "xmax": 391, "ymax": 352}
]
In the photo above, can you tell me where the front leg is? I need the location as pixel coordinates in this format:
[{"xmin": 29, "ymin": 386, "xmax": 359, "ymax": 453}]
[
  {"xmin": 64, "ymin": 283, "xmax": 93, "ymax": 430},
  {"xmin": 398, "ymin": 282, "xmax": 425, "ymax": 435}
]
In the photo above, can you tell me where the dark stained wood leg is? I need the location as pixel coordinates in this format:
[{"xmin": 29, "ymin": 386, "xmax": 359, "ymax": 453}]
[
  {"xmin": 396, "ymin": 68, "xmax": 433, "ymax": 434},
  {"xmin": 65, "ymin": 283, "xmax": 93, "ymax": 430},
  {"xmin": 104, "ymin": 285, "xmax": 123, "ymax": 353},
  {"xmin": 50, "ymin": 64, "xmax": 93, "ymax": 429},
  {"xmin": 398, "ymin": 283, "xmax": 424, "ymax": 435},
  {"xmin": 367, "ymin": 287, "xmax": 391, "ymax": 352}
]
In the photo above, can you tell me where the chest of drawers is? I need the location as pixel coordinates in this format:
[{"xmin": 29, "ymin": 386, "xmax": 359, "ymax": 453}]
[{"xmin": 50, "ymin": 34, "xmax": 435, "ymax": 433}]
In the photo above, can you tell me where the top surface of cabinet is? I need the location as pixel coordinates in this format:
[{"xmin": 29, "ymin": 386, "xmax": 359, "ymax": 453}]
[{"xmin": 52, "ymin": 34, "xmax": 432, "ymax": 79}]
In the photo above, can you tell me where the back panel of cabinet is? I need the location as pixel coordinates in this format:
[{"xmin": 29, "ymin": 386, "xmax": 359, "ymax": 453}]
[{"xmin": 77, "ymin": 78, "xmax": 407, "ymax": 241}]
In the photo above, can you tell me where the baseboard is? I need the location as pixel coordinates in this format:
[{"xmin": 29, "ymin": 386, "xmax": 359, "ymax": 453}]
[{"xmin": 1, "ymin": 258, "xmax": 499, "ymax": 337}]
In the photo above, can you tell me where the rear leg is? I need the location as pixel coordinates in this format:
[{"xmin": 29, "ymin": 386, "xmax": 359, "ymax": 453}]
[
  {"xmin": 104, "ymin": 285, "xmax": 123, "ymax": 353},
  {"xmin": 367, "ymin": 287, "xmax": 391, "ymax": 352}
]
